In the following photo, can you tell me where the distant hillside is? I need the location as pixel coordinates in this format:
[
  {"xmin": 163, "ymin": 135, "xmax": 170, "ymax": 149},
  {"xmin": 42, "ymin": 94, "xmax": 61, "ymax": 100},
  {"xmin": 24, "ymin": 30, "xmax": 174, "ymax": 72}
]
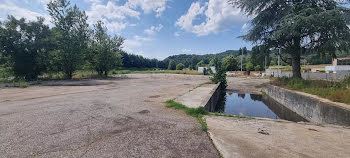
[{"xmin": 163, "ymin": 50, "xmax": 247, "ymax": 68}]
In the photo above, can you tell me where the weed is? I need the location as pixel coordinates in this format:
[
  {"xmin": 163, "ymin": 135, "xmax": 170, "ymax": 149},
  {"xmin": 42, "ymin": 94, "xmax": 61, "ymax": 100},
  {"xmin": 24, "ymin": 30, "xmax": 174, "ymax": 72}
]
[
  {"xmin": 165, "ymin": 100, "xmax": 208, "ymax": 131},
  {"xmin": 271, "ymin": 77, "xmax": 350, "ymax": 104},
  {"xmin": 210, "ymin": 112, "xmax": 253, "ymax": 119},
  {"xmin": 19, "ymin": 81, "xmax": 29, "ymax": 88}
]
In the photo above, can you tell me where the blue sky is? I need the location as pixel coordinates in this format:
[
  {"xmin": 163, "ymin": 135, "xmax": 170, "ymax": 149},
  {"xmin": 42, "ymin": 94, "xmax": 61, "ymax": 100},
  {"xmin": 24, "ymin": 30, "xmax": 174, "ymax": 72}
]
[{"xmin": 0, "ymin": 0, "xmax": 252, "ymax": 59}]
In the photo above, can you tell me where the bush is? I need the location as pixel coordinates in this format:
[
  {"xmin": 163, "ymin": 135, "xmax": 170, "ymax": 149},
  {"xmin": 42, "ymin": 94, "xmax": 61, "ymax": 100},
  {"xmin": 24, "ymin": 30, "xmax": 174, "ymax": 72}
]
[
  {"xmin": 176, "ymin": 63, "xmax": 185, "ymax": 70},
  {"xmin": 254, "ymin": 65, "xmax": 262, "ymax": 71},
  {"xmin": 271, "ymin": 77, "xmax": 350, "ymax": 104},
  {"xmin": 168, "ymin": 60, "xmax": 176, "ymax": 70}
]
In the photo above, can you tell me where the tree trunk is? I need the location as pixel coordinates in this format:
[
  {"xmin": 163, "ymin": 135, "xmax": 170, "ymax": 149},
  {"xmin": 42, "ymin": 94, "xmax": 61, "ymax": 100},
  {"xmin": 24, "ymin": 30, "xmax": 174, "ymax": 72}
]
[{"xmin": 291, "ymin": 49, "xmax": 302, "ymax": 78}]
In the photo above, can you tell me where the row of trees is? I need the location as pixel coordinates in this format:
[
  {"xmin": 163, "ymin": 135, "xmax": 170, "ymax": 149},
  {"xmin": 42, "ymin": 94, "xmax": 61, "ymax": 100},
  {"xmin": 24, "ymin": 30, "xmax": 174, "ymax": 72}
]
[
  {"xmin": 0, "ymin": 0, "xmax": 126, "ymax": 80},
  {"xmin": 230, "ymin": 0, "xmax": 350, "ymax": 78}
]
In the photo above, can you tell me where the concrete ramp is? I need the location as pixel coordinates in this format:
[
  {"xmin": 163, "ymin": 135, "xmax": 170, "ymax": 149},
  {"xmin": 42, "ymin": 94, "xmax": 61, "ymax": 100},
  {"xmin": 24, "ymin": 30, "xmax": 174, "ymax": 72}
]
[{"xmin": 175, "ymin": 84, "xmax": 218, "ymax": 108}]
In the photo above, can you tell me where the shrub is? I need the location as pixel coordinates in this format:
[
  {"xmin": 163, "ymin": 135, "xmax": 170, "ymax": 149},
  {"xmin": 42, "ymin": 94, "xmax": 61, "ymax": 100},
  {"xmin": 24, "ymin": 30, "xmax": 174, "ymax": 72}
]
[{"xmin": 176, "ymin": 63, "xmax": 185, "ymax": 70}]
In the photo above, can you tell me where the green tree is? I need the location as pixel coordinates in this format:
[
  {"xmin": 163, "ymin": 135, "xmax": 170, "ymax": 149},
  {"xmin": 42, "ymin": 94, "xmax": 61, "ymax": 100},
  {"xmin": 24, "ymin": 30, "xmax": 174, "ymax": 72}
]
[
  {"xmin": 245, "ymin": 62, "xmax": 254, "ymax": 71},
  {"xmin": 254, "ymin": 65, "xmax": 262, "ymax": 71},
  {"xmin": 230, "ymin": 0, "xmax": 350, "ymax": 78},
  {"xmin": 0, "ymin": 16, "xmax": 51, "ymax": 80},
  {"xmin": 222, "ymin": 55, "xmax": 238, "ymax": 71},
  {"xmin": 250, "ymin": 45, "xmax": 270, "ymax": 70},
  {"xmin": 89, "ymin": 21, "xmax": 123, "ymax": 76},
  {"xmin": 196, "ymin": 60, "xmax": 205, "ymax": 69},
  {"xmin": 168, "ymin": 60, "xmax": 176, "ymax": 70},
  {"xmin": 47, "ymin": 0, "xmax": 90, "ymax": 79},
  {"xmin": 176, "ymin": 63, "xmax": 185, "ymax": 70},
  {"xmin": 210, "ymin": 56, "xmax": 227, "ymax": 88}
]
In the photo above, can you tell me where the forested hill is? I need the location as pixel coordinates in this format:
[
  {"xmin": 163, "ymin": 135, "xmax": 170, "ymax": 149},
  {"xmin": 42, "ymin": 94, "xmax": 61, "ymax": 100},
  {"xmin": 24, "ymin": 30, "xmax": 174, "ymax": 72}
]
[{"xmin": 164, "ymin": 50, "xmax": 245, "ymax": 67}]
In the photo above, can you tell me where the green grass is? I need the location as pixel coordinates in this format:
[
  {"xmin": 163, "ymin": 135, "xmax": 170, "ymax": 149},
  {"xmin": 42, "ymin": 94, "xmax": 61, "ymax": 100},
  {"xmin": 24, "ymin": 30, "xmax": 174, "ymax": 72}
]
[
  {"xmin": 271, "ymin": 77, "xmax": 350, "ymax": 104},
  {"xmin": 210, "ymin": 112, "xmax": 253, "ymax": 119},
  {"xmin": 165, "ymin": 100, "xmax": 208, "ymax": 131},
  {"xmin": 110, "ymin": 69, "xmax": 202, "ymax": 75},
  {"xmin": 165, "ymin": 100, "xmax": 255, "ymax": 131}
]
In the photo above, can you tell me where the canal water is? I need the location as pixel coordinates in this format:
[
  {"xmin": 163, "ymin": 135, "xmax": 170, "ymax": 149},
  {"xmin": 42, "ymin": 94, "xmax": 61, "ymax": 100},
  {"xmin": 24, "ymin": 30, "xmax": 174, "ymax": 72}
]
[{"xmin": 212, "ymin": 92, "xmax": 307, "ymax": 122}]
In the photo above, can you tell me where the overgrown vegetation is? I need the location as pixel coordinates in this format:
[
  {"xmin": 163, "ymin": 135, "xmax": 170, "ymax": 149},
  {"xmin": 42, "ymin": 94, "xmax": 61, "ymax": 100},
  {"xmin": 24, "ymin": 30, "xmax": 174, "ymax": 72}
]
[
  {"xmin": 210, "ymin": 56, "xmax": 227, "ymax": 88},
  {"xmin": 271, "ymin": 76, "xmax": 350, "ymax": 104},
  {"xmin": 166, "ymin": 100, "xmax": 208, "ymax": 131}
]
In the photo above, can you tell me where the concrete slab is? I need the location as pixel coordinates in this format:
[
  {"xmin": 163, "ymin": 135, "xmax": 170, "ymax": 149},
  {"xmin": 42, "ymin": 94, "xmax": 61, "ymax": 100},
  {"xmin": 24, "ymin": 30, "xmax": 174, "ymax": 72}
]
[
  {"xmin": 175, "ymin": 84, "xmax": 218, "ymax": 108},
  {"xmin": 206, "ymin": 116, "xmax": 350, "ymax": 158},
  {"xmin": 0, "ymin": 74, "xmax": 219, "ymax": 157}
]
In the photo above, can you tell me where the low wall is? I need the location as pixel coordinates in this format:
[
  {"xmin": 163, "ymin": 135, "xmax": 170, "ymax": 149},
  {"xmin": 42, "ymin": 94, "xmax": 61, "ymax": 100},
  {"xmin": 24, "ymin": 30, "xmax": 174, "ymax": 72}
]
[
  {"xmin": 264, "ymin": 85, "xmax": 350, "ymax": 126},
  {"xmin": 266, "ymin": 70, "xmax": 350, "ymax": 81},
  {"xmin": 204, "ymin": 83, "xmax": 224, "ymax": 112}
]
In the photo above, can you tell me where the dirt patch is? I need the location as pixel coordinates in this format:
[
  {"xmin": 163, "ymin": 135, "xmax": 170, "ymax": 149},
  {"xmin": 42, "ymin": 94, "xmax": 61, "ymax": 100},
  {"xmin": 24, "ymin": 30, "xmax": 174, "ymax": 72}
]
[
  {"xmin": 227, "ymin": 77, "xmax": 270, "ymax": 94},
  {"xmin": 138, "ymin": 110, "xmax": 150, "ymax": 114}
]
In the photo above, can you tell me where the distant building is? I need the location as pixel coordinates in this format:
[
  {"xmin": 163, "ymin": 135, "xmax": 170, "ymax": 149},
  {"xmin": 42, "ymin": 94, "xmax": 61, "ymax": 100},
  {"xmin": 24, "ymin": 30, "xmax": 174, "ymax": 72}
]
[
  {"xmin": 325, "ymin": 57, "xmax": 350, "ymax": 73},
  {"xmin": 198, "ymin": 67, "xmax": 216, "ymax": 74}
]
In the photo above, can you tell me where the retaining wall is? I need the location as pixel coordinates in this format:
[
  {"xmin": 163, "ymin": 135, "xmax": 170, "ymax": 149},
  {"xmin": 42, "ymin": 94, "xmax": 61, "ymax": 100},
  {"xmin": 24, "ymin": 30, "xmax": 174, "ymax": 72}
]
[
  {"xmin": 204, "ymin": 83, "xmax": 224, "ymax": 112},
  {"xmin": 266, "ymin": 70, "xmax": 350, "ymax": 81},
  {"xmin": 264, "ymin": 84, "xmax": 350, "ymax": 126}
]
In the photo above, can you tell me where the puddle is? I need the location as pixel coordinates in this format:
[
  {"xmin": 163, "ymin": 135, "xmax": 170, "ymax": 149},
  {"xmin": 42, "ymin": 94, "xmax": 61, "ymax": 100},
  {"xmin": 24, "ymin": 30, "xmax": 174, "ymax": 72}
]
[{"xmin": 211, "ymin": 93, "xmax": 307, "ymax": 122}]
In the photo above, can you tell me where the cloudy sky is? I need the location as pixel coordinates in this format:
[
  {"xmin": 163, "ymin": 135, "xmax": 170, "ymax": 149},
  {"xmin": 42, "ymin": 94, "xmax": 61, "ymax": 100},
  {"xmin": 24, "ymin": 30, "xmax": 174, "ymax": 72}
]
[{"xmin": 0, "ymin": 0, "xmax": 252, "ymax": 59}]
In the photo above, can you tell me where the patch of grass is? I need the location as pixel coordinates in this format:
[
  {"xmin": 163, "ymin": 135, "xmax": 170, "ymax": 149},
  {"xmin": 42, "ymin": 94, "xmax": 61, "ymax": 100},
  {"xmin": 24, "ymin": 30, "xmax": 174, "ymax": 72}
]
[
  {"xmin": 165, "ymin": 100, "xmax": 208, "ymax": 131},
  {"xmin": 271, "ymin": 77, "xmax": 350, "ymax": 104},
  {"xmin": 19, "ymin": 81, "xmax": 29, "ymax": 88},
  {"xmin": 210, "ymin": 112, "xmax": 253, "ymax": 119}
]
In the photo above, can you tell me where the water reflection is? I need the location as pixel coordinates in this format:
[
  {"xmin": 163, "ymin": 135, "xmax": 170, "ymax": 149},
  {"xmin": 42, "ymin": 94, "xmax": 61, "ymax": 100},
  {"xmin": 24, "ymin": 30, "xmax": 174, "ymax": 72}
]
[{"xmin": 209, "ymin": 92, "xmax": 307, "ymax": 122}]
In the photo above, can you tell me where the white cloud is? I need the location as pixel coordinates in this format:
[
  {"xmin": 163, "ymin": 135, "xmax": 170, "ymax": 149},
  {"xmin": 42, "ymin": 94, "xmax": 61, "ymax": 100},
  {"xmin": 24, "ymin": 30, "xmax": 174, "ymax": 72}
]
[
  {"xmin": 174, "ymin": 31, "xmax": 180, "ymax": 37},
  {"xmin": 123, "ymin": 35, "xmax": 152, "ymax": 53},
  {"xmin": 181, "ymin": 49, "xmax": 192, "ymax": 53},
  {"xmin": 347, "ymin": 25, "xmax": 350, "ymax": 28},
  {"xmin": 144, "ymin": 24, "xmax": 163, "ymax": 35},
  {"xmin": 84, "ymin": 0, "xmax": 103, "ymax": 4},
  {"xmin": 176, "ymin": 0, "xmax": 249, "ymax": 36},
  {"xmin": 0, "ymin": 2, "xmax": 51, "ymax": 24},
  {"xmin": 86, "ymin": 1, "xmax": 141, "ymax": 34},
  {"xmin": 125, "ymin": 0, "xmax": 169, "ymax": 17}
]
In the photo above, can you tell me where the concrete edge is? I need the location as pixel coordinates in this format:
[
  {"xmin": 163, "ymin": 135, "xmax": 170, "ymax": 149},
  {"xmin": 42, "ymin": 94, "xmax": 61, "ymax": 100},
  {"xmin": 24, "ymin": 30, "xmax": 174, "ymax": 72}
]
[
  {"xmin": 263, "ymin": 84, "xmax": 350, "ymax": 126},
  {"xmin": 200, "ymin": 83, "xmax": 221, "ymax": 107},
  {"xmin": 265, "ymin": 84, "xmax": 350, "ymax": 111}
]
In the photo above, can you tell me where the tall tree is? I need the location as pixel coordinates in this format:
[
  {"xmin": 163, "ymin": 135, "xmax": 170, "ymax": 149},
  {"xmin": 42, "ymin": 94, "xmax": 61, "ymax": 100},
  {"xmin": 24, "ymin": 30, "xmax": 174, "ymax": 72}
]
[
  {"xmin": 222, "ymin": 55, "xmax": 238, "ymax": 71},
  {"xmin": 0, "ymin": 16, "xmax": 51, "ymax": 80},
  {"xmin": 89, "ymin": 21, "xmax": 123, "ymax": 76},
  {"xmin": 230, "ymin": 0, "xmax": 350, "ymax": 78},
  {"xmin": 47, "ymin": 0, "xmax": 90, "ymax": 79},
  {"xmin": 168, "ymin": 60, "xmax": 176, "ymax": 70}
]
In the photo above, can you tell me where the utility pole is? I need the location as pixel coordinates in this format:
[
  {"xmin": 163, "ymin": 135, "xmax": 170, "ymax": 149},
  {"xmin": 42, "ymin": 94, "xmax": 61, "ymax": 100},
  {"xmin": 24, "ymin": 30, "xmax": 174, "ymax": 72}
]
[
  {"xmin": 265, "ymin": 56, "xmax": 267, "ymax": 70},
  {"xmin": 278, "ymin": 48, "xmax": 281, "ymax": 77},
  {"xmin": 241, "ymin": 49, "xmax": 243, "ymax": 71}
]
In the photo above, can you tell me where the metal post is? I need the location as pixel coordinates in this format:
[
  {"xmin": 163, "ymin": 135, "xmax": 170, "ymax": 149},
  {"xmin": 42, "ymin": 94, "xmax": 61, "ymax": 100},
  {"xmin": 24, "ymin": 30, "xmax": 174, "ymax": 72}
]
[
  {"xmin": 241, "ymin": 49, "xmax": 243, "ymax": 72},
  {"xmin": 278, "ymin": 48, "xmax": 281, "ymax": 77}
]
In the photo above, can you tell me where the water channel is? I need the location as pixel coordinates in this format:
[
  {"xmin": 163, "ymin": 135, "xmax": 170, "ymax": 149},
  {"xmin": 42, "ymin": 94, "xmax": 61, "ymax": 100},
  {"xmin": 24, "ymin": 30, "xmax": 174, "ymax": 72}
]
[{"xmin": 211, "ymin": 92, "xmax": 308, "ymax": 122}]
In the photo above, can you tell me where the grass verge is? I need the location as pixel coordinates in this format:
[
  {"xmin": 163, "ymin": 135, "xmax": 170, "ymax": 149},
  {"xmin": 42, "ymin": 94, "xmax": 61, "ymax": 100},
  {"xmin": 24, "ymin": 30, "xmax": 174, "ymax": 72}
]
[
  {"xmin": 165, "ymin": 100, "xmax": 208, "ymax": 131},
  {"xmin": 271, "ymin": 77, "xmax": 350, "ymax": 104}
]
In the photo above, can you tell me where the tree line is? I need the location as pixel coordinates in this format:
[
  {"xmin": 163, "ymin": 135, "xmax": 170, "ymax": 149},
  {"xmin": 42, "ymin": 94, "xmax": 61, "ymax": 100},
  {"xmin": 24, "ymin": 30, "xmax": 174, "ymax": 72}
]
[
  {"xmin": 0, "ymin": 0, "xmax": 166, "ymax": 80},
  {"xmin": 230, "ymin": 0, "xmax": 350, "ymax": 78}
]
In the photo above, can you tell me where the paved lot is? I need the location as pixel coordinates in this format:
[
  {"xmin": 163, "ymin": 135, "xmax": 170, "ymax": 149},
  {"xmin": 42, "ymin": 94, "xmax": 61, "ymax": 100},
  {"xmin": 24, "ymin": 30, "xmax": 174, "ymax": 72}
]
[
  {"xmin": 206, "ymin": 116, "xmax": 350, "ymax": 158},
  {"xmin": 0, "ymin": 74, "xmax": 219, "ymax": 157}
]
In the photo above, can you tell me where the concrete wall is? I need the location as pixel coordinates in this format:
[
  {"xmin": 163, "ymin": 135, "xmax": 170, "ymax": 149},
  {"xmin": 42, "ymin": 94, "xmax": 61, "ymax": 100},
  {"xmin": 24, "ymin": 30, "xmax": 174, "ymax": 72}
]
[
  {"xmin": 204, "ymin": 83, "xmax": 224, "ymax": 112},
  {"xmin": 266, "ymin": 69, "xmax": 350, "ymax": 81},
  {"xmin": 264, "ymin": 85, "xmax": 350, "ymax": 126}
]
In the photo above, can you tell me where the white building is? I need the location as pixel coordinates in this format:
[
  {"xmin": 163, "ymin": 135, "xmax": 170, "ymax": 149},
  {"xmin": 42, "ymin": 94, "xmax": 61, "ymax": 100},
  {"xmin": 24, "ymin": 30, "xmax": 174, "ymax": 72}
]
[
  {"xmin": 198, "ymin": 67, "xmax": 216, "ymax": 74},
  {"xmin": 325, "ymin": 57, "xmax": 350, "ymax": 73}
]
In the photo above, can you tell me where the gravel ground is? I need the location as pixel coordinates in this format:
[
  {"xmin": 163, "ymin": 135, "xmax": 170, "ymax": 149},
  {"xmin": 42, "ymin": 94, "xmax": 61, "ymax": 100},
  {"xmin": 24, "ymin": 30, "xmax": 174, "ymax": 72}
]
[
  {"xmin": 226, "ymin": 77, "xmax": 270, "ymax": 94},
  {"xmin": 0, "ymin": 74, "xmax": 219, "ymax": 158}
]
